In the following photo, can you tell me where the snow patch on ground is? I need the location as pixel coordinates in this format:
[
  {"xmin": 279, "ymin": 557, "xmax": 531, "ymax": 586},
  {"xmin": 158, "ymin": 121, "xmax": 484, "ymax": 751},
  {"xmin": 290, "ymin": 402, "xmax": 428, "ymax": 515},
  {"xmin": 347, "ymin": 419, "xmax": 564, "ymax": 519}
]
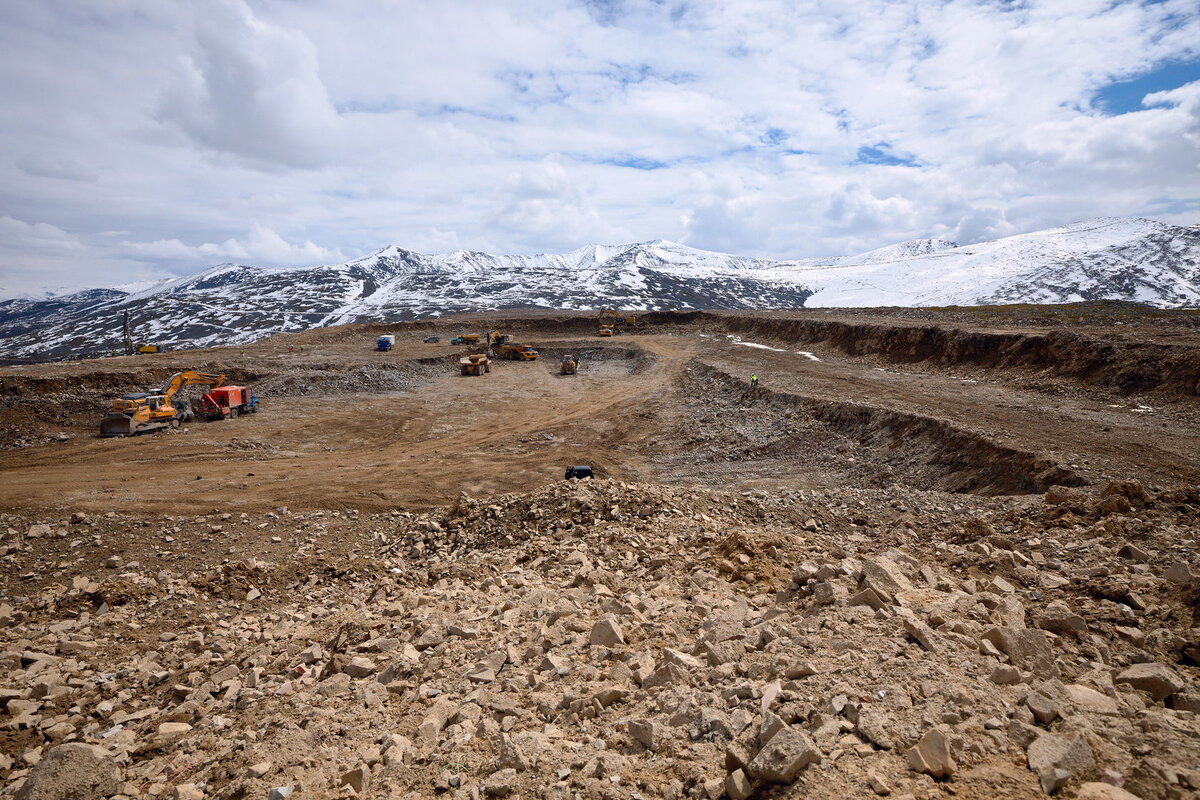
[{"xmin": 725, "ymin": 335, "xmax": 785, "ymax": 352}]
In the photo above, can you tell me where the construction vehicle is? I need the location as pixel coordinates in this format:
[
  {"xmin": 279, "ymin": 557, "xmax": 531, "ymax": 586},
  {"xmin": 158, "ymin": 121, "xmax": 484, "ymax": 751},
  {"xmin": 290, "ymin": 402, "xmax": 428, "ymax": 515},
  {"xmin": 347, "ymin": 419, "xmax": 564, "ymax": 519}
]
[
  {"xmin": 598, "ymin": 308, "xmax": 641, "ymax": 334},
  {"xmin": 198, "ymin": 385, "xmax": 258, "ymax": 420},
  {"xmin": 497, "ymin": 343, "xmax": 540, "ymax": 361},
  {"xmin": 598, "ymin": 325, "xmax": 614, "ymax": 337},
  {"xmin": 451, "ymin": 333, "xmax": 483, "ymax": 345},
  {"xmin": 561, "ymin": 355, "xmax": 577, "ymax": 375},
  {"xmin": 120, "ymin": 312, "xmax": 163, "ymax": 355},
  {"xmin": 376, "ymin": 335, "xmax": 395, "ymax": 351},
  {"xmin": 564, "ymin": 465, "xmax": 594, "ymax": 480},
  {"xmin": 460, "ymin": 353, "xmax": 492, "ymax": 376},
  {"xmin": 488, "ymin": 330, "xmax": 509, "ymax": 345},
  {"xmin": 100, "ymin": 370, "xmax": 225, "ymax": 437}
]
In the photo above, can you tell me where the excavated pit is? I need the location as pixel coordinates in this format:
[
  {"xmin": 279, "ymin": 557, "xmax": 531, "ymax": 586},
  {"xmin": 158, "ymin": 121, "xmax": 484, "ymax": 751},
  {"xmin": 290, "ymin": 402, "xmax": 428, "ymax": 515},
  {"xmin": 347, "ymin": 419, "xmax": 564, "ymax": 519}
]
[
  {"xmin": 694, "ymin": 312, "xmax": 1200, "ymax": 398},
  {"xmin": 338, "ymin": 309, "xmax": 1200, "ymax": 398},
  {"xmin": 534, "ymin": 344, "xmax": 653, "ymax": 376},
  {"xmin": 652, "ymin": 362, "xmax": 1085, "ymax": 495}
]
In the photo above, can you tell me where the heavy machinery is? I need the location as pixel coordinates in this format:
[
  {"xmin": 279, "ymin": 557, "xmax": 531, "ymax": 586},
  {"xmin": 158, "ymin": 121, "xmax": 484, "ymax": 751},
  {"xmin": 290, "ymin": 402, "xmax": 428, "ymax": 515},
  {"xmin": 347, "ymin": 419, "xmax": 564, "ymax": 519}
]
[
  {"xmin": 198, "ymin": 385, "xmax": 258, "ymax": 420},
  {"xmin": 598, "ymin": 308, "xmax": 640, "ymax": 334},
  {"xmin": 120, "ymin": 312, "xmax": 163, "ymax": 355},
  {"xmin": 598, "ymin": 325, "xmax": 614, "ymax": 337},
  {"xmin": 100, "ymin": 370, "xmax": 225, "ymax": 437},
  {"xmin": 488, "ymin": 330, "xmax": 509, "ymax": 345},
  {"xmin": 460, "ymin": 353, "xmax": 492, "ymax": 376},
  {"xmin": 376, "ymin": 335, "xmax": 395, "ymax": 351},
  {"xmin": 451, "ymin": 333, "xmax": 483, "ymax": 345},
  {"xmin": 497, "ymin": 343, "xmax": 540, "ymax": 361},
  {"xmin": 561, "ymin": 355, "xmax": 577, "ymax": 375}
]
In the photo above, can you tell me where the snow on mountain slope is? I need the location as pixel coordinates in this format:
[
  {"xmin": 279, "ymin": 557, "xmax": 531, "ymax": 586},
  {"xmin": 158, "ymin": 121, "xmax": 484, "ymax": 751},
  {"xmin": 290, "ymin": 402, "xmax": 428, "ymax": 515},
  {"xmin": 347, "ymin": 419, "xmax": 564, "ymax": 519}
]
[
  {"xmin": 765, "ymin": 217, "xmax": 1199, "ymax": 307},
  {"xmin": 0, "ymin": 217, "xmax": 1196, "ymax": 360}
]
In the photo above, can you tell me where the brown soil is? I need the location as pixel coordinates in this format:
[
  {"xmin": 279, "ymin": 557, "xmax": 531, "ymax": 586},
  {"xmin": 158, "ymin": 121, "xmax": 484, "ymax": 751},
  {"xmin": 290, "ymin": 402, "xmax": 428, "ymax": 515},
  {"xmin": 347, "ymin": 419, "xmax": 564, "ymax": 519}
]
[
  {"xmin": 0, "ymin": 309, "xmax": 1197, "ymax": 510},
  {"xmin": 1, "ymin": 305, "xmax": 1198, "ymax": 800}
]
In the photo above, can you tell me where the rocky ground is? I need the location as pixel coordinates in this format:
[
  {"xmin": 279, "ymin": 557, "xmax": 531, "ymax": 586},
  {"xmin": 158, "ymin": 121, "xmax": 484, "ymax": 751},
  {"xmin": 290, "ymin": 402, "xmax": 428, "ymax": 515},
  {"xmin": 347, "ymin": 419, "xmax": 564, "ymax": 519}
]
[
  {"xmin": 1, "ymin": 308, "xmax": 1198, "ymax": 799},
  {"xmin": 2, "ymin": 477, "xmax": 1198, "ymax": 800}
]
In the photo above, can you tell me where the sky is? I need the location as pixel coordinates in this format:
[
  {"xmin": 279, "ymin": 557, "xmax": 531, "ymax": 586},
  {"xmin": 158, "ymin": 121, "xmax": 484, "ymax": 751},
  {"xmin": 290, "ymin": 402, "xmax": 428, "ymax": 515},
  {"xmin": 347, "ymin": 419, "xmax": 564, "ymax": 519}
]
[{"xmin": 0, "ymin": 0, "xmax": 1198, "ymax": 298}]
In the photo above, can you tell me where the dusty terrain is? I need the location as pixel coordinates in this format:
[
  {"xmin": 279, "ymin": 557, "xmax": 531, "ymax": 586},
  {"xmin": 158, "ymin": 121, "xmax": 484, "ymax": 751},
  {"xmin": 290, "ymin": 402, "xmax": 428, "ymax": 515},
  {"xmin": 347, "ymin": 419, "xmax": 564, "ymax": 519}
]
[{"xmin": 0, "ymin": 305, "xmax": 1198, "ymax": 800}]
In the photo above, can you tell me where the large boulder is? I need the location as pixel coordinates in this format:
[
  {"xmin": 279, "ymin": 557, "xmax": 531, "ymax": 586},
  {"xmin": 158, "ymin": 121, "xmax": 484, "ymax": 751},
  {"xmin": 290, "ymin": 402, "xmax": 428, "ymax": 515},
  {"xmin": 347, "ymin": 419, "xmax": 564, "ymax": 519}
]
[
  {"xmin": 746, "ymin": 728, "xmax": 821, "ymax": 784},
  {"xmin": 1115, "ymin": 662, "xmax": 1186, "ymax": 701},
  {"xmin": 15, "ymin": 743, "xmax": 122, "ymax": 800}
]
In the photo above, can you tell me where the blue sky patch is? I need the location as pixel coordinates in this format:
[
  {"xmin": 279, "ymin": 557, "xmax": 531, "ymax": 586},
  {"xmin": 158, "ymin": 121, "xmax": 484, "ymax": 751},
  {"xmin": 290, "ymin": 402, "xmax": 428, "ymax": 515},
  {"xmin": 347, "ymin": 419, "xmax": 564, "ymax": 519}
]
[
  {"xmin": 761, "ymin": 127, "xmax": 788, "ymax": 146},
  {"xmin": 1094, "ymin": 59, "xmax": 1200, "ymax": 115},
  {"xmin": 855, "ymin": 144, "xmax": 919, "ymax": 167},
  {"xmin": 601, "ymin": 155, "xmax": 670, "ymax": 170}
]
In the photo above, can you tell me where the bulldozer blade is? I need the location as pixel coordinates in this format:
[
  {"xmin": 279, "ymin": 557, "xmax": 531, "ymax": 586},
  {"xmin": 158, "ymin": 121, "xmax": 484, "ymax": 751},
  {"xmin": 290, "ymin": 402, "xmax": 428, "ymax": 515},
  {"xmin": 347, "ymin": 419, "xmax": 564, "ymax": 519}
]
[{"xmin": 99, "ymin": 413, "xmax": 137, "ymax": 437}]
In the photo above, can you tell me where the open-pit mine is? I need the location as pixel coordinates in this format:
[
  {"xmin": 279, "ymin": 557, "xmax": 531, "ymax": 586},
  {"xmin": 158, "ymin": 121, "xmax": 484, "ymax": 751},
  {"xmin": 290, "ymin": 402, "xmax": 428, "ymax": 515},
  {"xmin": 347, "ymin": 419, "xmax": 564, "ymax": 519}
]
[{"xmin": 1, "ymin": 304, "xmax": 1198, "ymax": 800}]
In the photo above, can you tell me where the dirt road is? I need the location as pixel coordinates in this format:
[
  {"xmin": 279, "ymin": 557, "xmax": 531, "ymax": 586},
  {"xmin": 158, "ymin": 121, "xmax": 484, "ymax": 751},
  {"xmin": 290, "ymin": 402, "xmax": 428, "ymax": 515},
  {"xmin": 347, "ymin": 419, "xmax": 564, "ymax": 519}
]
[{"xmin": 1, "ymin": 309, "xmax": 1196, "ymax": 512}]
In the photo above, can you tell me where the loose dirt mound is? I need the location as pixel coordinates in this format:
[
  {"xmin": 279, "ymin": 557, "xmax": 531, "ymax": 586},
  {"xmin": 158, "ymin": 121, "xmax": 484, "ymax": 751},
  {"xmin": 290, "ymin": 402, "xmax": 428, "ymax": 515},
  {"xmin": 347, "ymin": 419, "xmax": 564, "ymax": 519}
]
[
  {"xmin": 253, "ymin": 359, "xmax": 446, "ymax": 397},
  {"xmin": 1, "ymin": 479, "xmax": 1197, "ymax": 800}
]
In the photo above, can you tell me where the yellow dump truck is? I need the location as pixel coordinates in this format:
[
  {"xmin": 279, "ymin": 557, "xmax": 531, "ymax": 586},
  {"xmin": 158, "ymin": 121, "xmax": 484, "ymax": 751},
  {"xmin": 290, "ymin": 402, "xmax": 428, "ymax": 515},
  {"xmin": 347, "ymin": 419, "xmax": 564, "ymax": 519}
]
[
  {"xmin": 498, "ymin": 343, "xmax": 540, "ymax": 361},
  {"xmin": 460, "ymin": 354, "xmax": 492, "ymax": 376}
]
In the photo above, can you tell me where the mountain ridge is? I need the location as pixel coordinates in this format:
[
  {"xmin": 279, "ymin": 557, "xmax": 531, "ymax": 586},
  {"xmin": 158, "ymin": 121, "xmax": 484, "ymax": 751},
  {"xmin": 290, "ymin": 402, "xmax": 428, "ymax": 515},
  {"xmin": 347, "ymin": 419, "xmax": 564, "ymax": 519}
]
[{"xmin": 1, "ymin": 216, "xmax": 1197, "ymax": 360}]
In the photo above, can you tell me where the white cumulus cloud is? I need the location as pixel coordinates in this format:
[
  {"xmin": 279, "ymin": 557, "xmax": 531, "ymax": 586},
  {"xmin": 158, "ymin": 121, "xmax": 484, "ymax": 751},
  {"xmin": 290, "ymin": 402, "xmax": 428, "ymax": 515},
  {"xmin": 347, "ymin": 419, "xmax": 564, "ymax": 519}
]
[{"xmin": 0, "ymin": 0, "xmax": 1197, "ymax": 297}]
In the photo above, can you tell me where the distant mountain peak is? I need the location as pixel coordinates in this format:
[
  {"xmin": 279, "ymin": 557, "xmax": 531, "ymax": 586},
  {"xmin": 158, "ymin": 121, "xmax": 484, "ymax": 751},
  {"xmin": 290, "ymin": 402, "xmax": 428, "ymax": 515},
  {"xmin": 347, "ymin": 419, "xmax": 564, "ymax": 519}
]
[{"xmin": 1, "ymin": 216, "xmax": 1195, "ymax": 360}]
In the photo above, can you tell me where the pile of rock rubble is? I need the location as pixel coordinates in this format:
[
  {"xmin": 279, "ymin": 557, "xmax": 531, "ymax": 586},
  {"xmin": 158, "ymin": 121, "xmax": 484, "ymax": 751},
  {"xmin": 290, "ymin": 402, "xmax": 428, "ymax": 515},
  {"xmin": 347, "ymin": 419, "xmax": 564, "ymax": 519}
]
[{"xmin": 1, "ymin": 478, "xmax": 1198, "ymax": 799}]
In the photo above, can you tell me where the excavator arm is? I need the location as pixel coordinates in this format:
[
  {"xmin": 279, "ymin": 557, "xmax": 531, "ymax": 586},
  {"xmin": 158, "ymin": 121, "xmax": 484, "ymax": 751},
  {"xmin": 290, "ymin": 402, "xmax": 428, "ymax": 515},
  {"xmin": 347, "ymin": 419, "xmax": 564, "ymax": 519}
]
[{"xmin": 160, "ymin": 371, "xmax": 226, "ymax": 401}]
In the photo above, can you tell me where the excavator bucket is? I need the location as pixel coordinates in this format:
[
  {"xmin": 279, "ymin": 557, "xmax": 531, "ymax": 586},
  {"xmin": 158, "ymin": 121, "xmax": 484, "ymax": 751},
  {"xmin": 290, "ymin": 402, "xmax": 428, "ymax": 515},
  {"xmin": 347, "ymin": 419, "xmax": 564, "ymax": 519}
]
[{"xmin": 100, "ymin": 413, "xmax": 137, "ymax": 437}]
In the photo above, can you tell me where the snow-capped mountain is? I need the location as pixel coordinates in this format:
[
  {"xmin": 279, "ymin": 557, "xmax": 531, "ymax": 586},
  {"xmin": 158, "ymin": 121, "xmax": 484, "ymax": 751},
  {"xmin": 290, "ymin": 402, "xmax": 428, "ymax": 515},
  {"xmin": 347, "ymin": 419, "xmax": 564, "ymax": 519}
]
[
  {"xmin": 769, "ymin": 217, "xmax": 1199, "ymax": 307},
  {"xmin": 0, "ymin": 217, "xmax": 1196, "ymax": 361}
]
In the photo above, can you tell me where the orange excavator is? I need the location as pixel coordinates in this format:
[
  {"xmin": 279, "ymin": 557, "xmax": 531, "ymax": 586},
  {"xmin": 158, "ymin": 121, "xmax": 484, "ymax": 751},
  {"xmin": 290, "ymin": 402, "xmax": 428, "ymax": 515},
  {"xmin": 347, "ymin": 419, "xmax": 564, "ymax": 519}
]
[{"xmin": 100, "ymin": 370, "xmax": 226, "ymax": 437}]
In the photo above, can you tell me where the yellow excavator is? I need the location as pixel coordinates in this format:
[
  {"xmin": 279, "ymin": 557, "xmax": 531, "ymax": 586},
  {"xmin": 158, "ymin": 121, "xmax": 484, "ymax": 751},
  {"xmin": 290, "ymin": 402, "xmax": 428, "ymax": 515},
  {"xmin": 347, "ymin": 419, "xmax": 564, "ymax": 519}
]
[
  {"xmin": 598, "ymin": 308, "xmax": 640, "ymax": 332},
  {"xmin": 100, "ymin": 370, "xmax": 226, "ymax": 437}
]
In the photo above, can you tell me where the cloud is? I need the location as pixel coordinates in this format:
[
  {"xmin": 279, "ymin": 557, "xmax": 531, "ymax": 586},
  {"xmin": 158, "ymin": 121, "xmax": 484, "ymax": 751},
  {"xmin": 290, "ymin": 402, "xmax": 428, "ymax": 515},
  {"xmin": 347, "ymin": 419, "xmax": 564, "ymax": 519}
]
[
  {"xmin": 15, "ymin": 154, "xmax": 98, "ymax": 182},
  {"xmin": 489, "ymin": 160, "xmax": 630, "ymax": 249},
  {"xmin": 121, "ymin": 225, "xmax": 343, "ymax": 266},
  {"xmin": 156, "ymin": 0, "xmax": 342, "ymax": 169},
  {"xmin": 1, "ymin": 0, "xmax": 1198, "ymax": 297}
]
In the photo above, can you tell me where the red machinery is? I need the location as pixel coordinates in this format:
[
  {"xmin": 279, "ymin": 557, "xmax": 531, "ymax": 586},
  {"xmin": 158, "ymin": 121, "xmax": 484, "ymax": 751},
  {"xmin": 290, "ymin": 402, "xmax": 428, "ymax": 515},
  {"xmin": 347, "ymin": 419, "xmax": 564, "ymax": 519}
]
[{"xmin": 198, "ymin": 386, "xmax": 258, "ymax": 420}]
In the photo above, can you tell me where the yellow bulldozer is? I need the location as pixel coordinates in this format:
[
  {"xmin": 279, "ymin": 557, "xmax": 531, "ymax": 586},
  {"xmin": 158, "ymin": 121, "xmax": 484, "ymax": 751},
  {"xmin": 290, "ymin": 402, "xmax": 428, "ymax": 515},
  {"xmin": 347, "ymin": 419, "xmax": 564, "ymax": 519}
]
[
  {"xmin": 100, "ymin": 370, "xmax": 226, "ymax": 437},
  {"xmin": 460, "ymin": 354, "xmax": 492, "ymax": 376},
  {"xmin": 561, "ymin": 355, "xmax": 578, "ymax": 375},
  {"xmin": 597, "ymin": 325, "xmax": 614, "ymax": 337}
]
